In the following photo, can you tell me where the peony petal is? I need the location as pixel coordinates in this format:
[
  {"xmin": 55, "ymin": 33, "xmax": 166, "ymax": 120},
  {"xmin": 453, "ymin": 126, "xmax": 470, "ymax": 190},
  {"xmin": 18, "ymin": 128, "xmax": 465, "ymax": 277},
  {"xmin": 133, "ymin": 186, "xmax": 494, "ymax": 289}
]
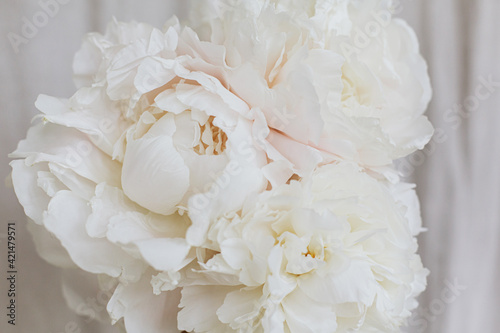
[
  {"xmin": 174, "ymin": 83, "xmax": 241, "ymax": 128},
  {"xmin": 154, "ymin": 88, "xmax": 188, "ymax": 114},
  {"xmin": 220, "ymin": 238, "xmax": 251, "ymax": 270},
  {"xmin": 298, "ymin": 260, "xmax": 378, "ymax": 305},
  {"xmin": 108, "ymin": 274, "xmax": 181, "ymax": 333},
  {"xmin": 10, "ymin": 122, "xmax": 121, "ymax": 187},
  {"xmin": 135, "ymin": 238, "xmax": 191, "ymax": 272},
  {"xmin": 121, "ymin": 135, "xmax": 190, "ymax": 215},
  {"xmin": 262, "ymin": 160, "xmax": 294, "ymax": 189},
  {"xmin": 36, "ymin": 90, "xmax": 131, "ymax": 157},
  {"xmin": 134, "ymin": 57, "xmax": 177, "ymax": 95},
  {"xmin": 178, "ymin": 285, "xmax": 237, "ymax": 332},
  {"xmin": 282, "ymin": 288, "xmax": 338, "ymax": 333},
  {"xmin": 44, "ymin": 190, "xmax": 145, "ymax": 279},
  {"xmin": 27, "ymin": 222, "xmax": 75, "ymax": 268},
  {"xmin": 186, "ymin": 163, "xmax": 265, "ymax": 246},
  {"xmin": 266, "ymin": 129, "xmax": 323, "ymax": 177},
  {"xmin": 174, "ymin": 67, "xmax": 250, "ymax": 120},
  {"xmin": 47, "ymin": 163, "xmax": 96, "ymax": 200},
  {"xmin": 10, "ymin": 160, "xmax": 51, "ymax": 224},
  {"xmin": 217, "ymin": 287, "xmax": 263, "ymax": 330},
  {"xmin": 87, "ymin": 183, "xmax": 141, "ymax": 238}
]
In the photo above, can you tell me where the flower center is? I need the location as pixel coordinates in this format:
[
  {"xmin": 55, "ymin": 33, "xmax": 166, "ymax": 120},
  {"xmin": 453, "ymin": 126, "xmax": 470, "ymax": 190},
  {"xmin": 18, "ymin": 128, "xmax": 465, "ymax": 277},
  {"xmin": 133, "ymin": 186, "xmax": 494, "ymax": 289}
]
[
  {"xmin": 305, "ymin": 241, "xmax": 325, "ymax": 261},
  {"xmin": 194, "ymin": 116, "xmax": 228, "ymax": 156}
]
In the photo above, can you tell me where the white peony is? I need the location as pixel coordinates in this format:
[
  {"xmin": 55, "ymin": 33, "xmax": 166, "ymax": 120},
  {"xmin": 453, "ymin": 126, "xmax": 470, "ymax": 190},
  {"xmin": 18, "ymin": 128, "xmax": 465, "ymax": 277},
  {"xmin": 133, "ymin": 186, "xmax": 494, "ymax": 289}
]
[
  {"xmin": 191, "ymin": 0, "xmax": 433, "ymax": 177},
  {"xmin": 10, "ymin": 17, "xmax": 270, "ymax": 332},
  {"xmin": 178, "ymin": 162, "xmax": 428, "ymax": 332},
  {"xmin": 9, "ymin": 0, "xmax": 432, "ymax": 332}
]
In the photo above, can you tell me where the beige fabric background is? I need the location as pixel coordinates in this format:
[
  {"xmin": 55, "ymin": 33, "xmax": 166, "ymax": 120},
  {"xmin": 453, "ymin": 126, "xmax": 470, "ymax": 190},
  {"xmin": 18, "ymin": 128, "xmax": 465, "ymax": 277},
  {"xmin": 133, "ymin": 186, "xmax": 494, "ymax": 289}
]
[{"xmin": 0, "ymin": 1, "xmax": 499, "ymax": 332}]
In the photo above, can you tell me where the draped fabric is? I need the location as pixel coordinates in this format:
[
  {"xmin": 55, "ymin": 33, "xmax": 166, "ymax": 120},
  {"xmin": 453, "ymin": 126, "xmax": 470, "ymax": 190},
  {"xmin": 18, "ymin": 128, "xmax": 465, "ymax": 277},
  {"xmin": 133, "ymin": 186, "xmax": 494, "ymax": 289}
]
[
  {"xmin": 401, "ymin": 1, "xmax": 500, "ymax": 332},
  {"xmin": 0, "ymin": 1, "xmax": 498, "ymax": 332}
]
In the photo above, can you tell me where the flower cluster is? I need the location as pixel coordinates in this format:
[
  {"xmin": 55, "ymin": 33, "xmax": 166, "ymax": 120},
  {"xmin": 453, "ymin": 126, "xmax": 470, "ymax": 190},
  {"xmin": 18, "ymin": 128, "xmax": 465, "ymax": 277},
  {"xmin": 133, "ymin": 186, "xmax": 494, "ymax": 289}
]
[{"xmin": 10, "ymin": 0, "xmax": 432, "ymax": 332}]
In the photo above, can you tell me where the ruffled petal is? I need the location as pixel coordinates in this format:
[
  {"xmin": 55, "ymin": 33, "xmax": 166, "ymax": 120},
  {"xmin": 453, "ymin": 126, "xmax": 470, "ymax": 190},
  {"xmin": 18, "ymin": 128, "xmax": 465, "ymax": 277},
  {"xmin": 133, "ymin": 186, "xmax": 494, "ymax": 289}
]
[
  {"xmin": 44, "ymin": 191, "xmax": 145, "ymax": 280},
  {"xmin": 108, "ymin": 274, "xmax": 181, "ymax": 333}
]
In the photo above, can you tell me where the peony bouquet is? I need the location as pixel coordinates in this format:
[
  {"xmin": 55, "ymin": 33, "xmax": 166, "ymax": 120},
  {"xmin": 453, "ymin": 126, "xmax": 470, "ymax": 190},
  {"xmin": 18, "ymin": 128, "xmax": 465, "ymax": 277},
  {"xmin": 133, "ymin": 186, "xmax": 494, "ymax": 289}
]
[{"xmin": 10, "ymin": 0, "xmax": 433, "ymax": 332}]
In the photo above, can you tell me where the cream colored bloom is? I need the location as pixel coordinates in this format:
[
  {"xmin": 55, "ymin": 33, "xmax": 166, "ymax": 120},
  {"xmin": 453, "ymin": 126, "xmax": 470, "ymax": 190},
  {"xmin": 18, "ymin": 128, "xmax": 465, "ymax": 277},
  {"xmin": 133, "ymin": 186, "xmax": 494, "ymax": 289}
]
[
  {"xmin": 10, "ymin": 1, "xmax": 431, "ymax": 332},
  {"xmin": 10, "ymin": 18, "xmax": 269, "ymax": 332},
  {"xmin": 192, "ymin": 0, "xmax": 433, "ymax": 177},
  {"xmin": 180, "ymin": 163, "xmax": 427, "ymax": 332}
]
